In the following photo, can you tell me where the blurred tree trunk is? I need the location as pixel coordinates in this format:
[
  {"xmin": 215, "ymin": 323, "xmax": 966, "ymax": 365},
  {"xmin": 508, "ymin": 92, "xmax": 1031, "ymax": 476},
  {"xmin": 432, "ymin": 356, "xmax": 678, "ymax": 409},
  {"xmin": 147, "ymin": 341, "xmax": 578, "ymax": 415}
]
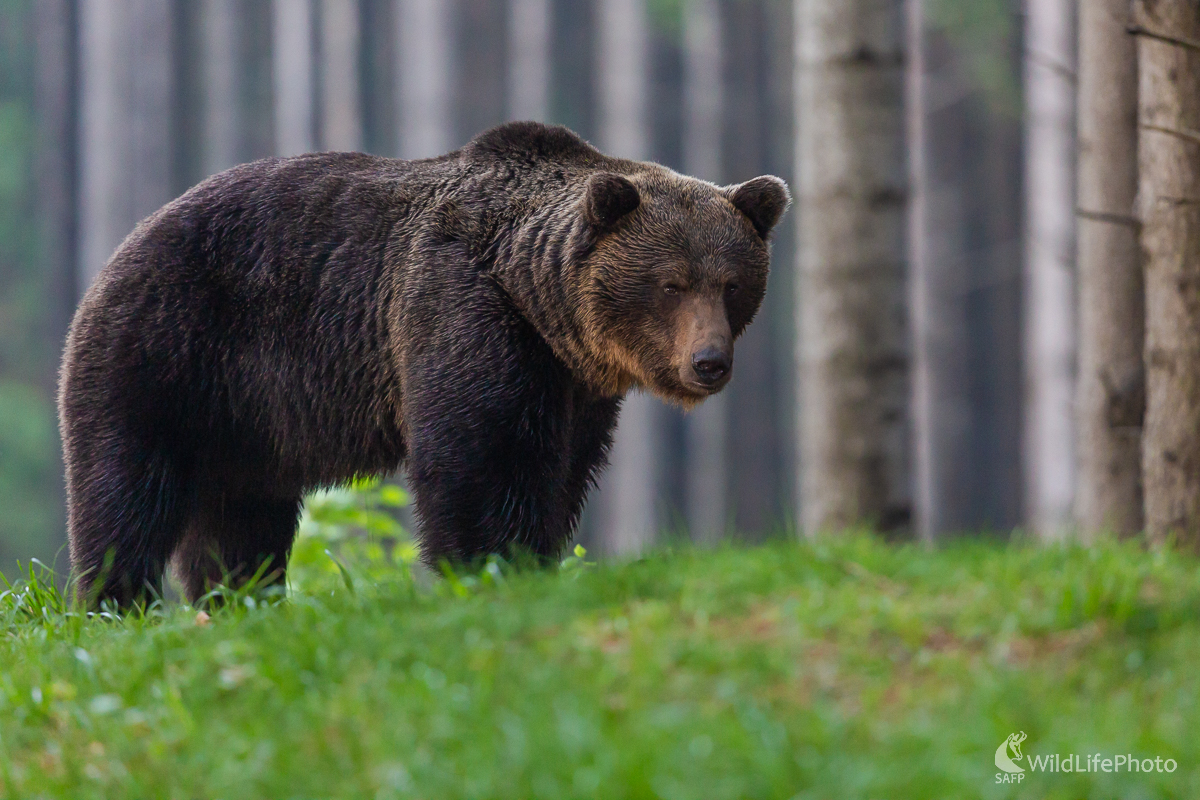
[
  {"xmin": 129, "ymin": 1, "xmax": 174, "ymax": 226},
  {"xmin": 202, "ymin": 0, "xmax": 242, "ymax": 174},
  {"xmin": 908, "ymin": 7, "xmax": 982, "ymax": 541},
  {"xmin": 360, "ymin": 0, "xmax": 397, "ymax": 156},
  {"xmin": 763, "ymin": 0, "xmax": 797, "ymax": 528},
  {"xmin": 550, "ymin": 0, "xmax": 595, "ymax": 138},
  {"xmin": 910, "ymin": 2, "xmax": 1028, "ymax": 540},
  {"xmin": 507, "ymin": 0, "xmax": 550, "ymax": 122},
  {"xmin": 456, "ymin": 0, "xmax": 506, "ymax": 142},
  {"xmin": 196, "ymin": 1, "xmax": 275, "ymax": 171},
  {"xmin": 1135, "ymin": 0, "xmax": 1200, "ymax": 548},
  {"xmin": 273, "ymin": 0, "xmax": 315, "ymax": 156},
  {"xmin": 35, "ymin": 0, "xmax": 77, "ymax": 343},
  {"xmin": 682, "ymin": 0, "xmax": 725, "ymax": 544},
  {"xmin": 725, "ymin": 1, "xmax": 783, "ymax": 539},
  {"xmin": 794, "ymin": 0, "xmax": 910, "ymax": 535},
  {"xmin": 906, "ymin": 0, "xmax": 935, "ymax": 541},
  {"xmin": 395, "ymin": 0, "xmax": 454, "ymax": 158},
  {"xmin": 594, "ymin": 0, "xmax": 658, "ymax": 555},
  {"xmin": 35, "ymin": 0, "xmax": 77, "ymax": 570},
  {"xmin": 78, "ymin": 0, "xmax": 173, "ymax": 292},
  {"xmin": 976, "ymin": 113, "xmax": 1026, "ymax": 532},
  {"xmin": 596, "ymin": 0, "xmax": 647, "ymax": 159},
  {"xmin": 1076, "ymin": 0, "xmax": 1142, "ymax": 538},
  {"xmin": 1023, "ymin": 0, "xmax": 1076, "ymax": 540},
  {"xmin": 319, "ymin": 0, "xmax": 363, "ymax": 152}
]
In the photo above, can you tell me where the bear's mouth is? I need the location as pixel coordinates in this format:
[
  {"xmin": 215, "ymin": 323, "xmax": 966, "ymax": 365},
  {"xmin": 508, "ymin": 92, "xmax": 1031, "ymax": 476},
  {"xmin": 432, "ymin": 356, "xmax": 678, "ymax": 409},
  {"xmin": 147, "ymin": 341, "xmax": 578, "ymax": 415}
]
[
  {"xmin": 680, "ymin": 369, "xmax": 732, "ymax": 397},
  {"xmin": 687, "ymin": 379, "xmax": 729, "ymax": 396}
]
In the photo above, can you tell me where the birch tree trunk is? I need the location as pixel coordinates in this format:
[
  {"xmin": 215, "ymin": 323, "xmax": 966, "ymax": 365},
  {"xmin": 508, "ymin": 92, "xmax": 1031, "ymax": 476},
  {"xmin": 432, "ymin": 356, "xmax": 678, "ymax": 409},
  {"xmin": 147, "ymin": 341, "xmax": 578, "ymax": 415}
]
[
  {"xmin": 1076, "ymin": 0, "xmax": 1142, "ymax": 538},
  {"xmin": 507, "ymin": 0, "xmax": 550, "ymax": 122},
  {"xmin": 273, "ymin": 0, "xmax": 315, "ymax": 156},
  {"xmin": 1023, "ymin": 0, "xmax": 1076, "ymax": 541},
  {"xmin": 594, "ymin": 0, "xmax": 658, "ymax": 555},
  {"xmin": 79, "ymin": 0, "xmax": 173, "ymax": 292},
  {"xmin": 795, "ymin": 0, "xmax": 910, "ymax": 535},
  {"xmin": 395, "ymin": 0, "xmax": 453, "ymax": 158},
  {"xmin": 682, "ymin": 0, "xmax": 726, "ymax": 544},
  {"xmin": 1135, "ymin": 0, "xmax": 1200, "ymax": 548},
  {"xmin": 320, "ymin": 0, "xmax": 363, "ymax": 152}
]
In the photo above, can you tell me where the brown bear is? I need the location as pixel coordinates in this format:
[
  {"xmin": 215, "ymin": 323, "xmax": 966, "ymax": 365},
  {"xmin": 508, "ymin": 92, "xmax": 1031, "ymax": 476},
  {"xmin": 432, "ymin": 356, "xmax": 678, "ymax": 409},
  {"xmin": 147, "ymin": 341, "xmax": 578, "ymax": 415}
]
[{"xmin": 59, "ymin": 121, "xmax": 789, "ymax": 607}]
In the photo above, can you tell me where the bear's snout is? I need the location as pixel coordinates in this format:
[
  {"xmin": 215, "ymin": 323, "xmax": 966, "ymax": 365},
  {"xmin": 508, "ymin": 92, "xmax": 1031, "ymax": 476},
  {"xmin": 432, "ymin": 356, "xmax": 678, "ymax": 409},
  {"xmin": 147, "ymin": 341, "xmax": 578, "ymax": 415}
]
[
  {"xmin": 690, "ymin": 346, "xmax": 731, "ymax": 387},
  {"xmin": 673, "ymin": 294, "xmax": 734, "ymax": 397}
]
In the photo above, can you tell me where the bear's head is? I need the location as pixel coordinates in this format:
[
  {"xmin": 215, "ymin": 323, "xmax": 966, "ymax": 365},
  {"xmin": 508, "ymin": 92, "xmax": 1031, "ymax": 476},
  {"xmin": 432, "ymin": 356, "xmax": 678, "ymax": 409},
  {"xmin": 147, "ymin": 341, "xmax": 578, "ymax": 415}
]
[{"xmin": 578, "ymin": 169, "xmax": 790, "ymax": 407}]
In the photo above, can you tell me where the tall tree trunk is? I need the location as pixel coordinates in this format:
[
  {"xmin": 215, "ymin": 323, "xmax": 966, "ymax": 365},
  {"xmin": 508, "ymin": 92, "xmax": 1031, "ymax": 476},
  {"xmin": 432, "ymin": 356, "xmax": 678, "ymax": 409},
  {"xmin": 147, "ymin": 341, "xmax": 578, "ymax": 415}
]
[
  {"xmin": 319, "ymin": 0, "xmax": 363, "ymax": 152},
  {"xmin": 910, "ymin": 11, "xmax": 1012, "ymax": 540},
  {"xmin": 202, "ymin": 0, "xmax": 242, "ymax": 174},
  {"xmin": 273, "ymin": 0, "xmax": 315, "ymax": 156},
  {"xmin": 763, "ymin": 0, "xmax": 797, "ymax": 529},
  {"xmin": 908, "ymin": 8, "xmax": 984, "ymax": 540},
  {"xmin": 507, "ymin": 0, "xmax": 550, "ymax": 122},
  {"xmin": 35, "ymin": 0, "xmax": 77, "ymax": 570},
  {"xmin": 36, "ymin": 0, "xmax": 77, "ymax": 344},
  {"xmin": 242, "ymin": 3, "xmax": 279, "ymax": 163},
  {"xmin": 549, "ymin": 0, "xmax": 595, "ymax": 138},
  {"xmin": 725, "ymin": 1, "xmax": 783, "ymax": 539},
  {"xmin": 1136, "ymin": 0, "xmax": 1200, "ymax": 548},
  {"xmin": 594, "ymin": 0, "xmax": 658, "ymax": 555},
  {"xmin": 78, "ymin": 0, "xmax": 173, "ymax": 292},
  {"xmin": 456, "ymin": 0, "xmax": 507, "ymax": 142},
  {"xmin": 1076, "ymin": 0, "xmax": 1142, "ymax": 538},
  {"xmin": 197, "ymin": 1, "xmax": 274, "ymax": 171},
  {"xmin": 794, "ymin": 0, "xmax": 910, "ymax": 535},
  {"xmin": 360, "ymin": 0, "xmax": 397, "ymax": 156},
  {"xmin": 682, "ymin": 0, "xmax": 726, "ymax": 544},
  {"xmin": 976, "ymin": 113, "xmax": 1026, "ymax": 531},
  {"xmin": 129, "ymin": 1, "xmax": 173, "ymax": 220},
  {"xmin": 906, "ymin": 0, "xmax": 934, "ymax": 540},
  {"xmin": 1023, "ymin": 0, "xmax": 1076, "ymax": 540},
  {"xmin": 395, "ymin": 0, "xmax": 454, "ymax": 158}
]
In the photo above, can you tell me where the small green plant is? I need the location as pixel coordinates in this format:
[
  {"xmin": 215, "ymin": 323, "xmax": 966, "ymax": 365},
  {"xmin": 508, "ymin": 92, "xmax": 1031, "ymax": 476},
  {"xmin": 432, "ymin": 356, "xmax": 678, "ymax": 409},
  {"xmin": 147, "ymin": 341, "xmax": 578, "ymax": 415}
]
[
  {"xmin": 558, "ymin": 543, "xmax": 595, "ymax": 576},
  {"xmin": 289, "ymin": 476, "xmax": 415, "ymax": 592}
]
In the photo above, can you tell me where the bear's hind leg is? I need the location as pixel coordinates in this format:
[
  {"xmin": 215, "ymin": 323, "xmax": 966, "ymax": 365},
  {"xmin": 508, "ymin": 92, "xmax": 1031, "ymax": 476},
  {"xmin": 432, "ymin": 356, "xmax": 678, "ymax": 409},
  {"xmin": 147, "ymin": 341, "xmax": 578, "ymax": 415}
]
[
  {"xmin": 170, "ymin": 494, "xmax": 301, "ymax": 605},
  {"xmin": 68, "ymin": 448, "xmax": 189, "ymax": 609}
]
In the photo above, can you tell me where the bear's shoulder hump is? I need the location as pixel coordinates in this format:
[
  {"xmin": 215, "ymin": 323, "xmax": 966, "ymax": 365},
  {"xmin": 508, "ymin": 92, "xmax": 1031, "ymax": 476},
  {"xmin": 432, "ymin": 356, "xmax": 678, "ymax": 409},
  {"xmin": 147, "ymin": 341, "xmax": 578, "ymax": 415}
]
[{"xmin": 467, "ymin": 122, "xmax": 598, "ymax": 165}]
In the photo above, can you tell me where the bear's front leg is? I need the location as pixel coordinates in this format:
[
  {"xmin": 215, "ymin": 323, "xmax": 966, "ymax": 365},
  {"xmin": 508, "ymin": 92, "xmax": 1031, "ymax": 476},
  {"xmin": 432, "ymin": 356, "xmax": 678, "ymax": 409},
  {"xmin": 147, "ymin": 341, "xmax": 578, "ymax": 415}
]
[{"xmin": 400, "ymin": 313, "xmax": 587, "ymax": 567}]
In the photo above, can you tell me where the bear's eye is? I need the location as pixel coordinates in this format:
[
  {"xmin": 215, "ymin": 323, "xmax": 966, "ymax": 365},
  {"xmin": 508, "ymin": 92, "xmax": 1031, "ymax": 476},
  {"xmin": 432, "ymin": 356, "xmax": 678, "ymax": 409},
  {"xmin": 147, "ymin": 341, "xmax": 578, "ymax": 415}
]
[
  {"xmin": 662, "ymin": 284, "xmax": 682, "ymax": 297},
  {"xmin": 725, "ymin": 282, "xmax": 740, "ymax": 297}
]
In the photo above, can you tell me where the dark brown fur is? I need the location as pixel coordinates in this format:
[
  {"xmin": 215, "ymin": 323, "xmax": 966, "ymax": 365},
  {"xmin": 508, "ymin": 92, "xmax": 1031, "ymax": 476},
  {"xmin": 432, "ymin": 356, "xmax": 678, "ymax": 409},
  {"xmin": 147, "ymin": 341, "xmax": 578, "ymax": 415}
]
[{"xmin": 59, "ymin": 122, "xmax": 789, "ymax": 606}]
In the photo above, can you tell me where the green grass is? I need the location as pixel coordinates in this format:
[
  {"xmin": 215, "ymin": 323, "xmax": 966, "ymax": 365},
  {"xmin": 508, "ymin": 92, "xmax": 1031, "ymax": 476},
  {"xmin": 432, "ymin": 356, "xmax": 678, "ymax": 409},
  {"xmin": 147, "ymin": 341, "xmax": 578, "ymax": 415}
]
[{"xmin": 1, "ymin": 535, "xmax": 1198, "ymax": 799}]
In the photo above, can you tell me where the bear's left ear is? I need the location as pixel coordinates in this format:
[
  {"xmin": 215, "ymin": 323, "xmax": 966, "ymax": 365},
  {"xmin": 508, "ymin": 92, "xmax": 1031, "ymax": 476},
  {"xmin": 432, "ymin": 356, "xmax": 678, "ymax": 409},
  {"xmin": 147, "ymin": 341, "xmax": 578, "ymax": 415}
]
[
  {"xmin": 584, "ymin": 172, "xmax": 641, "ymax": 230},
  {"xmin": 726, "ymin": 175, "xmax": 791, "ymax": 239}
]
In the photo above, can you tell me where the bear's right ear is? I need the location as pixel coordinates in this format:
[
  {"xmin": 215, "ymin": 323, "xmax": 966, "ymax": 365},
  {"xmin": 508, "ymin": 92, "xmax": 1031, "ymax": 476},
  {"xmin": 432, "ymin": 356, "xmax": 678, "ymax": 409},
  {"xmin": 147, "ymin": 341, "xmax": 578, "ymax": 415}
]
[{"xmin": 584, "ymin": 173, "xmax": 641, "ymax": 230}]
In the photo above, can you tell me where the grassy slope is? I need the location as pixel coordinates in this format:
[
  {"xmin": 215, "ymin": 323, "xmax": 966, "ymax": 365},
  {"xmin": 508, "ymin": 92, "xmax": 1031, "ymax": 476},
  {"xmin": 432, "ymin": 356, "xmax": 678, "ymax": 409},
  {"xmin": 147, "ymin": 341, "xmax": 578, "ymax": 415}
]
[{"xmin": 1, "ymin": 536, "xmax": 1198, "ymax": 800}]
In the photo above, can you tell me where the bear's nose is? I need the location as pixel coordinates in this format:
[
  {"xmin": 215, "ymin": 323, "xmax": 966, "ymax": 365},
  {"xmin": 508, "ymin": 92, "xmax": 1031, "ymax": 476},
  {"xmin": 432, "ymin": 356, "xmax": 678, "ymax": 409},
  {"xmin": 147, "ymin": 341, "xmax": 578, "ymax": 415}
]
[{"xmin": 691, "ymin": 347, "xmax": 731, "ymax": 385}]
